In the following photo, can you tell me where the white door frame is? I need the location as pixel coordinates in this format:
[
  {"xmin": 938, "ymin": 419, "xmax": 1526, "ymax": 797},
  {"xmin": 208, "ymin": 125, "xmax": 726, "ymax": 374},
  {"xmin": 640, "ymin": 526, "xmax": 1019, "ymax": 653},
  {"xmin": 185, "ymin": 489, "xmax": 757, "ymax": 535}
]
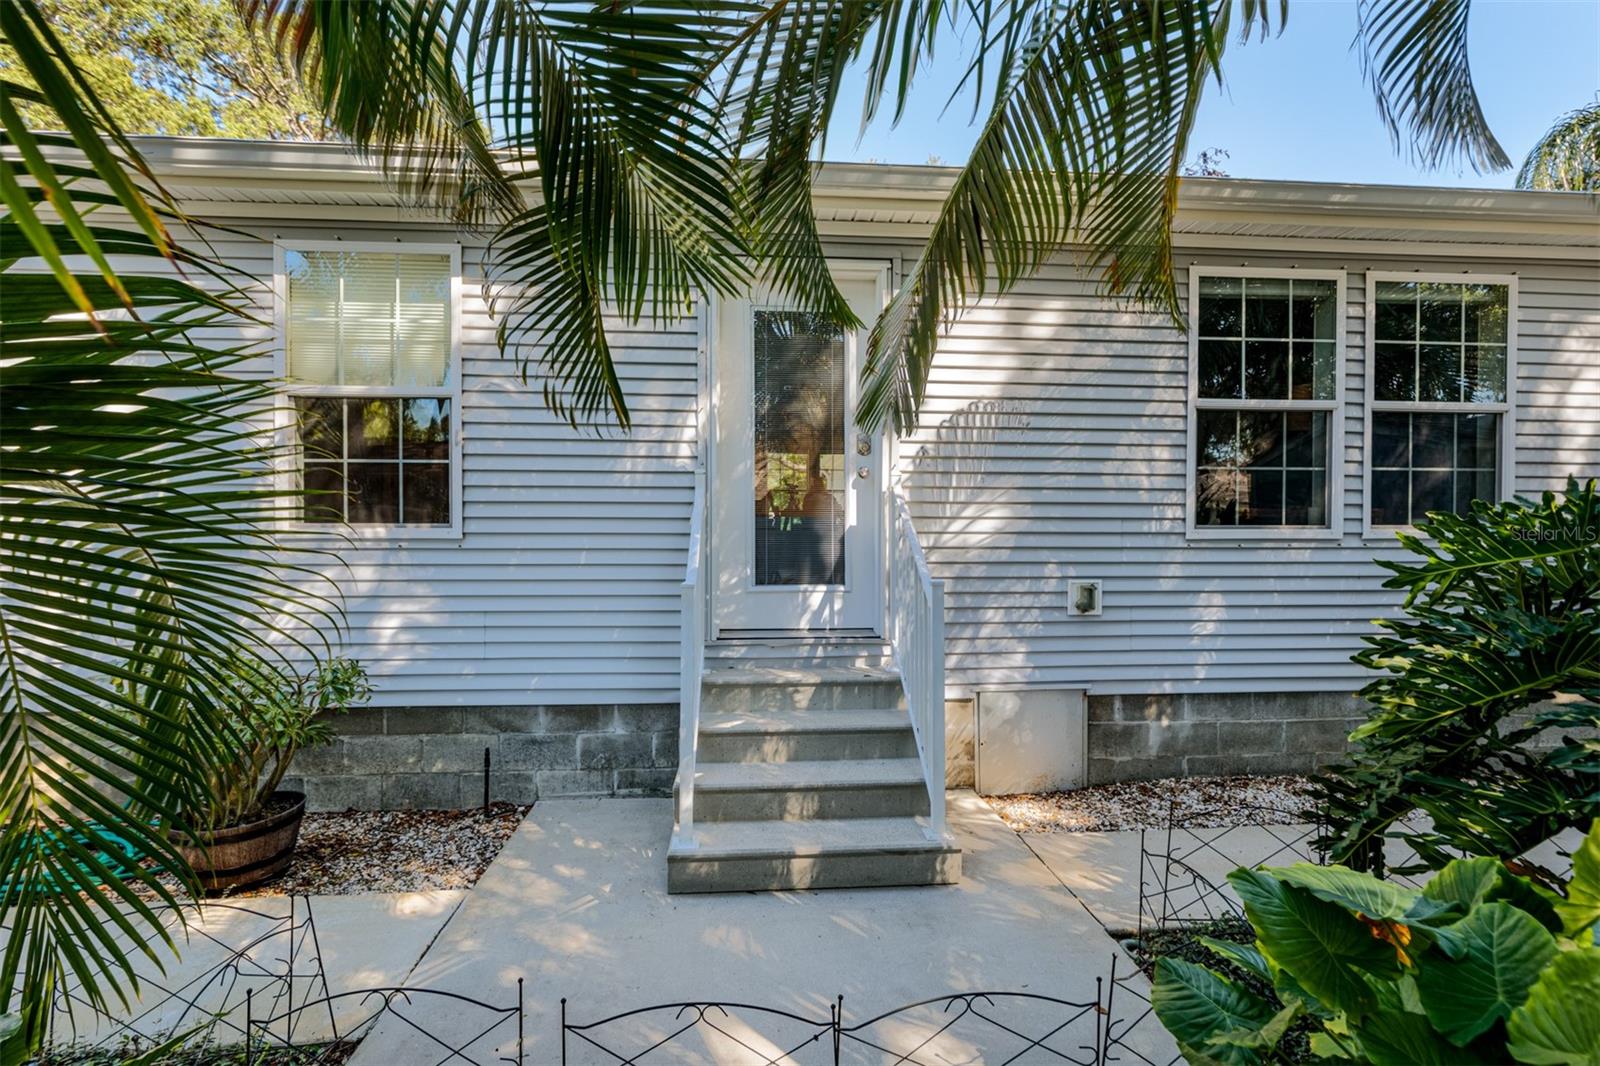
[{"xmin": 705, "ymin": 261, "xmax": 892, "ymax": 637}]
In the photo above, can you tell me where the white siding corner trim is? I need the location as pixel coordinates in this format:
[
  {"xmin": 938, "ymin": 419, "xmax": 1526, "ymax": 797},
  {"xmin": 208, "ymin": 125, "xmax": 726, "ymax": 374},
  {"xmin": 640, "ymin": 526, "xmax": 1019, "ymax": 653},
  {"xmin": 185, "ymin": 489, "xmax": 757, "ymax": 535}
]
[
  {"xmin": 1360, "ymin": 270, "xmax": 1519, "ymax": 540},
  {"xmin": 1183, "ymin": 266, "xmax": 1347, "ymax": 542}
]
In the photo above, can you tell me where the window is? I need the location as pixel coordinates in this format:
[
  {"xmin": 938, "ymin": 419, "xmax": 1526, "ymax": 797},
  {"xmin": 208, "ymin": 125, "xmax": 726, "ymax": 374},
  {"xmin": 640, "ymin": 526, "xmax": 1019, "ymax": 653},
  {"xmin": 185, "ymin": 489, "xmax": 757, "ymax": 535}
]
[
  {"xmin": 1366, "ymin": 276, "xmax": 1513, "ymax": 530},
  {"xmin": 279, "ymin": 245, "xmax": 460, "ymax": 532},
  {"xmin": 1188, "ymin": 270, "xmax": 1344, "ymax": 536}
]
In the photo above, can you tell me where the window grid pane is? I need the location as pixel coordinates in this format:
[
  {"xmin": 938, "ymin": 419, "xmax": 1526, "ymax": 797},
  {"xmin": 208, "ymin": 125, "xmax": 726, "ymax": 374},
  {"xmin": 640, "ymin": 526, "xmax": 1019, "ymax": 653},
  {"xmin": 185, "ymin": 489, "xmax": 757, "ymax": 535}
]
[
  {"xmin": 1370, "ymin": 411, "xmax": 1499, "ymax": 526},
  {"xmin": 286, "ymin": 250, "xmax": 451, "ymax": 388},
  {"xmin": 1197, "ymin": 276, "xmax": 1337, "ymax": 402},
  {"xmin": 297, "ymin": 397, "xmax": 452, "ymax": 526},
  {"xmin": 1195, "ymin": 410, "xmax": 1330, "ymax": 528}
]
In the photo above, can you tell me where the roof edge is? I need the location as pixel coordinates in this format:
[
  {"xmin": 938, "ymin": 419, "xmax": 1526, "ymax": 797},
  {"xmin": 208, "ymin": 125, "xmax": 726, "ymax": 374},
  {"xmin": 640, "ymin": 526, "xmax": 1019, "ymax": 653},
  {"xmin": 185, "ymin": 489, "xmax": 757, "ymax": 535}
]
[{"xmin": 127, "ymin": 135, "xmax": 1600, "ymax": 228}]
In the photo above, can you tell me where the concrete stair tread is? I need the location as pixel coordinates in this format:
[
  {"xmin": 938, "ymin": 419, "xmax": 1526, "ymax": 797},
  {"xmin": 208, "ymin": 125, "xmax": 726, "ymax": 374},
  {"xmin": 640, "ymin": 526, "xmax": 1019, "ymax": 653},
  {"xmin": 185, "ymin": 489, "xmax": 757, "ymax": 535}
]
[
  {"xmin": 670, "ymin": 817, "xmax": 953, "ymax": 859},
  {"xmin": 700, "ymin": 708, "xmax": 911, "ymax": 734},
  {"xmin": 692, "ymin": 758, "xmax": 924, "ymax": 791},
  {"xmin": 702, "ymin": 666, "xmax": 901, "ymax": 685}
]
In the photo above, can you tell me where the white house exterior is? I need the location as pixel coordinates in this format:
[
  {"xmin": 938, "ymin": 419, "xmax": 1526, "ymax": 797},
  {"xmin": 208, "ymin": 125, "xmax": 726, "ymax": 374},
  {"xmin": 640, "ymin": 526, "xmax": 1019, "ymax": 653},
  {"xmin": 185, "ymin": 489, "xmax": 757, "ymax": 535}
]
[{"xmin": 135, "ymin": 137, "xmax": 1600, "ymax": 886}]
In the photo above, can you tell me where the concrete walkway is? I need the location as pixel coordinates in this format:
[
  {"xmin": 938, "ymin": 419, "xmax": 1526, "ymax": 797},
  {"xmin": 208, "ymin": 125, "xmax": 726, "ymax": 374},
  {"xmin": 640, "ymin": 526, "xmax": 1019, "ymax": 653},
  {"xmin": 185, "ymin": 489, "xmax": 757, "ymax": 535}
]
[{"xmin": 351, "ymin": 793, "xmax": 1179, "ymax": 1065}]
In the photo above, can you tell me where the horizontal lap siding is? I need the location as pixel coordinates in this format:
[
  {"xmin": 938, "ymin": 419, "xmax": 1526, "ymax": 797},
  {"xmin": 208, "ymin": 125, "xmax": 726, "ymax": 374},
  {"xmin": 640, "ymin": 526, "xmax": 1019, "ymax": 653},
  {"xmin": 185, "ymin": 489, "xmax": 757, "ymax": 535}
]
[
  {"xmin": 223, "ymin": 220, "xmax": 696, "ymax": 706},
  {"xmin": 895, "ymin": 246, "xmax": 1600, "ymax": 697}
]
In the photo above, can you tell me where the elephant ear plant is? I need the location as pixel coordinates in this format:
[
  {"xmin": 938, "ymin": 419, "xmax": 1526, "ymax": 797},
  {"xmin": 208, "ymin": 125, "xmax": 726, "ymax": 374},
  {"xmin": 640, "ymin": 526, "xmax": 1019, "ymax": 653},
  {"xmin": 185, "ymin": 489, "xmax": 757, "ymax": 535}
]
[
  {"xmin": 1153, "ymin": 820, "xmax": 1600, "ymax": 1065},
  {"xmin": 204, "ymin": 657, "xmax": 371, "ymax": 829},
  {"xmin": 1315, "ymin": 478, "xmax": 1600, "ymax": 882}
]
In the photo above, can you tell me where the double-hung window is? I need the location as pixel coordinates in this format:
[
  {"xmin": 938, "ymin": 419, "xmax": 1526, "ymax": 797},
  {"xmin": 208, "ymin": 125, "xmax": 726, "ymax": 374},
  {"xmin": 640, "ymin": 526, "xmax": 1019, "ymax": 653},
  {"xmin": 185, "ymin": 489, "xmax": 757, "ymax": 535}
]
[
  {"xmin": 279, "ymin": 244, "xmax": 461, "ymax": 533},
  {"xmin": 1188, "ymin": 270, "xmax": 1344, "ymax": 536},
  {"xmin": 1366, "ymin": 274, "xmax": 1514, "ymax": 531}
]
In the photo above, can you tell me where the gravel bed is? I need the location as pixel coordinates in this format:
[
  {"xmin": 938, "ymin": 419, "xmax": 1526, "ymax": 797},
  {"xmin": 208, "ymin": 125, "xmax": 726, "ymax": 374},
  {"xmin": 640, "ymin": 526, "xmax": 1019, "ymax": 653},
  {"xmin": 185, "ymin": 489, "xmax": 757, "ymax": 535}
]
[
  {"xmin": 987, "ymin": 775, "xmax": 1315, "ymax": 833},
  {"xmin": 234, "ymin": 803, "xmax": 530, "ymax": 896}
]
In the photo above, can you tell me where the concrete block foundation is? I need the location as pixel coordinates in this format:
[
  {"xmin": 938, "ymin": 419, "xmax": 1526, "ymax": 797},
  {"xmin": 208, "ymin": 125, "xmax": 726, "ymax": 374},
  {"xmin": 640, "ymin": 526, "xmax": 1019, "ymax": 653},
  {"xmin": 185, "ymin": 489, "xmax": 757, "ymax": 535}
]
[{"xmin": 282, "ymin": 703, "xmax": 677, "ymax": 812}]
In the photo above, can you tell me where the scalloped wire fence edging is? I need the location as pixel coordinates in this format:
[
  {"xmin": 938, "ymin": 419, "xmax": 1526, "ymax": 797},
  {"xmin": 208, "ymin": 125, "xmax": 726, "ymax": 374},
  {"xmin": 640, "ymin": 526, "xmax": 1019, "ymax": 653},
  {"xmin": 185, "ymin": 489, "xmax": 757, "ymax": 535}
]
[
  {"xmin": 42, "ymin": 895, "xmax": 337, "ymax": 1055},
  {"xmin": 1135, "ymin": 797, "xmax": 1330, "ymax": 936},
  {"xmin": 1100, "ymin": 955, "xmax": 1181, "ymax": 1066},
  {"xmin": 1133, "ymin": 797, "xmax": 1440, "ymax": 935},
  {"xmin": 558, "ymin": 976, "xmax": 1127, "ymax": 1065},
  {"xmin": 244, "ymin": 982, "xmax": 525, "ymax": 1066}
]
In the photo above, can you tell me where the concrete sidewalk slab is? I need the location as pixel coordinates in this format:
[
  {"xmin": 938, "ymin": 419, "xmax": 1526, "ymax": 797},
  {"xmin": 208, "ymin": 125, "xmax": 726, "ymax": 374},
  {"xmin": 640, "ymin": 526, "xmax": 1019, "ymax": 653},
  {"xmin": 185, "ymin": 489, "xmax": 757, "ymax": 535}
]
[
  {"xmin": 351, "ymin": 793, "xmax": 1179, "ymax": 1066},
  {"xmin": 43, "ymin": 890, "xmax": 463, "ymax": 1050}
]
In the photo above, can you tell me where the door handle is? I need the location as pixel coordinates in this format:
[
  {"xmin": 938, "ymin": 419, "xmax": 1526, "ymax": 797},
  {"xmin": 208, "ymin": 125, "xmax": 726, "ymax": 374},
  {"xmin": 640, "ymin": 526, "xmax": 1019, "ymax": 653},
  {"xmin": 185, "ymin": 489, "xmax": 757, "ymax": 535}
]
[{"xmin": 856, "ymin": 465, "xmax": 871, "ymax": 480}]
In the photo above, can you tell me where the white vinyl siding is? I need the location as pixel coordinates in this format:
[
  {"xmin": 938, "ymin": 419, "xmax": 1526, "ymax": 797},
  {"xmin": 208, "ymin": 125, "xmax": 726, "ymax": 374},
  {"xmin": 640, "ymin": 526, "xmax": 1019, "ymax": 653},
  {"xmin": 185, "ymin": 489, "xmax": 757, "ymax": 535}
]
[
  {"xmin": 894, "ymin": 249, "xmax": 1600, "ymax": 698},
  {"xmin": 228, "ymin": 223, "xmax": 693, "ymax": 705},
  {"xmin": 167, "ymin": 187, "xmax": 1594, "ymax": 710}
]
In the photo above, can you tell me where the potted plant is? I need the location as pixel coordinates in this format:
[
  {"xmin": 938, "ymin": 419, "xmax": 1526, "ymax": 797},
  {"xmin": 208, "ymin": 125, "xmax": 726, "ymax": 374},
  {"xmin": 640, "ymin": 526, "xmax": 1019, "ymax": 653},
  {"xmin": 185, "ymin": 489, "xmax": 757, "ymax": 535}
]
[{"xmin": 175, "ymin": 656, "xmax": 370, "ymax": 891}]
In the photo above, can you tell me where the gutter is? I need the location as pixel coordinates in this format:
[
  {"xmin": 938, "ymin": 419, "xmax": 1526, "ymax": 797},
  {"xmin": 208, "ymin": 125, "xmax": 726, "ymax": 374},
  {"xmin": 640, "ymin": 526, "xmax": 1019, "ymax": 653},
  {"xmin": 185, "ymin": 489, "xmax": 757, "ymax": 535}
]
[{"xmin": 121, "ymin": 135, "xmax": 1600, "ymax": 234}]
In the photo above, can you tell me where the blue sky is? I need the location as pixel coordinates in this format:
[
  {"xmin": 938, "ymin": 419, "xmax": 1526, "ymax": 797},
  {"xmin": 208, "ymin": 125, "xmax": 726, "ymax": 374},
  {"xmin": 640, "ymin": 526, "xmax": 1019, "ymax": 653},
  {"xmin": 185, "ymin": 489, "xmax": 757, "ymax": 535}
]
[{"xmin": 823, "ymin": 0, "xmax": 1600, "ymax": 188}]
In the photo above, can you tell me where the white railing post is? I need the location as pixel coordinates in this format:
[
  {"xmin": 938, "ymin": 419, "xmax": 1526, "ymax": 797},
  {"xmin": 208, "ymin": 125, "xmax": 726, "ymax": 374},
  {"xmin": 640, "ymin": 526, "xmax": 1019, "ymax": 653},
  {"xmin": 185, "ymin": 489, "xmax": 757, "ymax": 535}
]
[
  {"xmin": 926, "ymin": 576, "xmax": 946, "ymax": 838},
  {"xmin": 887, "ymin": 491, "xmax": 948, "ymax": 842},
  {"xmin": 676, "ymin": 471, "xmax": 706, "ymax": 848}
]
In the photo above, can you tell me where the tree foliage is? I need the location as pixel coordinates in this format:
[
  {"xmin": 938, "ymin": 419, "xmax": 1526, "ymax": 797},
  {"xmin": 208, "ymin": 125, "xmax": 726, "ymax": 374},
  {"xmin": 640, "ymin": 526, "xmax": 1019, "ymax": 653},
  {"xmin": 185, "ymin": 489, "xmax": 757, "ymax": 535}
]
[
  {"xmin": 1518, "ymin": 102, "xmax": 1600, "ymax": 192},
  {"xmin": 243, "ymin": 0, "xmax": 1511, "ymax": 434},
  {"xmin": 0, "ymin": 0, "xmax": 339, "ymax": 1054},
  {"xmin": 0, "ymin": 0, "xmax": 328, "ymax": 138},
  {"xmin": 1315, "ymin": 480, "xmax": 1600, "ymax": 883},
  {"xmin": 1152, "ymin": 822, "xmax": 1600, "ymax": 1066}
]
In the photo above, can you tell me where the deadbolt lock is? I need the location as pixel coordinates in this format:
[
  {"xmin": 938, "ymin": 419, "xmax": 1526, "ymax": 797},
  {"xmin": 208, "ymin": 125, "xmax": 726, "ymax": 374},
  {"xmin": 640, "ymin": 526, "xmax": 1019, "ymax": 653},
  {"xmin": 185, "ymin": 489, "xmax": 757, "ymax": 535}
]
[{"xmin": 855, "ymin": 434, "xmax": 872, "ymax": 457}]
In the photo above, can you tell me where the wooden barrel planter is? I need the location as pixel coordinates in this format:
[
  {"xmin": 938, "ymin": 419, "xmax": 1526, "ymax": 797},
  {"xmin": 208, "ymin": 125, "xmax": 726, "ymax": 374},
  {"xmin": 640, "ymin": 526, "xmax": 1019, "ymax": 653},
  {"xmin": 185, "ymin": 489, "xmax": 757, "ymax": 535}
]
[{"xmin": 175, "ymin": 791, "xmax": 306, "ymax": 892}]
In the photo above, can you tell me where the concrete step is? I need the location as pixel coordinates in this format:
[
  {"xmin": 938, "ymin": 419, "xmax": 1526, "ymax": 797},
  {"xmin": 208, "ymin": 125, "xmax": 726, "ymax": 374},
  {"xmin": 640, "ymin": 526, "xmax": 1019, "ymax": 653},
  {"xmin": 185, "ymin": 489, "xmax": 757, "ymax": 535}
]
[
  {"xmin": 706, "ymin": 638, "xmax": 893, "ymax": 671},
  {"xmin": 684, "ymin": 758, "xmax": 930, "ymax": 821},
  {"xmin": 667, "ymin": 817, "xmax": 961, "ymax": 893},
  {"xmin": 701, "ymin": 666, "xmax": 907, "ymax": 713},
  {"xmin": 699, "ymin": 708, "xmax": 917, "ymax": 762}
]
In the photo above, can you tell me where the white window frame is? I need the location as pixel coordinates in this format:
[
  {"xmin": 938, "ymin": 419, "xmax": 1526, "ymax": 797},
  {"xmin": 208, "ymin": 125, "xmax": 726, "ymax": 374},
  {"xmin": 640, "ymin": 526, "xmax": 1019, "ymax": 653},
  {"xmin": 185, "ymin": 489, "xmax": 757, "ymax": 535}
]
[
  {"xmin": 1185, "ymin": 266, "xmax": 1347, "ymax": 542},
  {"xmin": 1362, "ymin": 270, "xmax": 1518, "ymax": 539},
  {"xmin": 273, "ymin": 239, "xmax": 465, "ymax": 540}
]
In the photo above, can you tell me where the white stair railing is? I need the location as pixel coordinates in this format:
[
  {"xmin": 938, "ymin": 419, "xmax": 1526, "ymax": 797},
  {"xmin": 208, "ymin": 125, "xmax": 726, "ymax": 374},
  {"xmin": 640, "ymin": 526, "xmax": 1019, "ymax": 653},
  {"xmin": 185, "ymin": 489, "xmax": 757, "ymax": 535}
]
[
  {"xmin": 888, "ymin": 491, "xmax": 947, "ymax": 839},
  {"xmin": 675, "ymin": 470, "xmax": 707, "ymax": 847}
]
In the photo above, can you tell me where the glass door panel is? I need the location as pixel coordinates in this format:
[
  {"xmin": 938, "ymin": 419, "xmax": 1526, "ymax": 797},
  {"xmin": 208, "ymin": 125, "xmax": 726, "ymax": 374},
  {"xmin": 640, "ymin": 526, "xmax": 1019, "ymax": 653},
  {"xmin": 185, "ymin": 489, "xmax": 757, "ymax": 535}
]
[{"xmin": 752, "ymin": 310, "xmax": 847, "ymax": 586}]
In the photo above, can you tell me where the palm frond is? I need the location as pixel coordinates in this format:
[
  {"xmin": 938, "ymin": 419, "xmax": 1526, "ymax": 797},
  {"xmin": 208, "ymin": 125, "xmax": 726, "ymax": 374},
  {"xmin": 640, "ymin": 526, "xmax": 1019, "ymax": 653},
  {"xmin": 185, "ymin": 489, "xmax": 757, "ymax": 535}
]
[
  {"xmin": 1356, "ymin": 0, "xmax": 1510, "ymax": 173},
  {"xmin": 1517, "ymin": 101, "xmax": 1600, "ymax": 192},
  {"xmin": 1, "ymin": 1, "xmax": 341, "ymax": 1050},
  {"xmin": 245, "ymin": 0, "xmax": 522, "ymax": 227},
  {"xmin": 855, "ymin": 0, "xmax": 1226, "ymax": 433}
]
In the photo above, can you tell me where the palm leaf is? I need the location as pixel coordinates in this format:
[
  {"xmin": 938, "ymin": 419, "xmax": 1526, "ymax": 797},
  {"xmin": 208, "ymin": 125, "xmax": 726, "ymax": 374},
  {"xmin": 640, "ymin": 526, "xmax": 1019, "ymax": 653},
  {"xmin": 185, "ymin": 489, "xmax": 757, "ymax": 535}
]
[
  {"xmin": 854, "ymin": 0, "xmax": 1226, "ymax": 433},
  {"xmin": 1356, "ymin": 0, "xmax": 1510, "ymax": 173},
  {"xmin": 1, "ymin": 1, "xmax": 341, "ymax": 1052},
  {"xmin": 1516, "ymin": 102, "xmax": 1600, "ymax": 192}
]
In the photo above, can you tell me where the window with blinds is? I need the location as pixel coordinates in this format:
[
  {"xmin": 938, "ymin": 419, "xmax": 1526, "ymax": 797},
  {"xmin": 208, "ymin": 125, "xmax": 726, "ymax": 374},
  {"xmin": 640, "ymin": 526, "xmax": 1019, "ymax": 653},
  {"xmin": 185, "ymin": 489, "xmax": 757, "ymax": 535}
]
[{"xmin": 282, "ymin": 248, "xmax": 456, "ymax": 528}]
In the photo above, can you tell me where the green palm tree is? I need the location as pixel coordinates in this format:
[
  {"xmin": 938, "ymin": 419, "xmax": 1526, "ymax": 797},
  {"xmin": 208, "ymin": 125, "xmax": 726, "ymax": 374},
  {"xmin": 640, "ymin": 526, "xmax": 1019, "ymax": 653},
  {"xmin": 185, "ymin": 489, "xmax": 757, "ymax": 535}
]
[
  {"xmin": 1518, "ymin": 102, "xmax": 1600, "ymax": 191},
  {"xmin": 1, "ymin": 1, "xmax": 340, "ymax": 1054},
  {"xmin": 247, "ymin": 0, "xmax": 1509, "ymax": 434}
]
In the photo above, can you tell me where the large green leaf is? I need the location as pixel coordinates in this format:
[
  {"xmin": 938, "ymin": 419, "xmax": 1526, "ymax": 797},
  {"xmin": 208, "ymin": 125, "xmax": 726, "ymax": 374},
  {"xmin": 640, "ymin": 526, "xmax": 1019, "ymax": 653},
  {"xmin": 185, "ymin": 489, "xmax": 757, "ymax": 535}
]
[
  {"xmin": 1201, "ymin": 936, "xmax": 1272, "ymax": 983},
  {"xmin": 1271, "ymin": 863, "xmax": 1439, "ymax": 922},
  {"xmin": 1357, "ymin": 1009, "xmax": 1492, "ymax": 1066},
  {"xmin": 1506, "ymin": 949, "xmax": 1600, "ymax": 1065},
  {"xmin": 1414, "ymin": 902, "xmax": 1559, "ymax": 1045},
  {"xmin": 1424, "ymin": 856, "xmax": 1507, "ymax": 911},
  {"xmin": 1229, "ymin": 868, "xmax": 1398, "ymax": 1017},
  {"xmin": 1151, "ymin": 957, "xmax": 1274, "ymax": 1066},
  {"xmin": 1556, "ymin": 821, "xmax": 1600, "ymax": 941}
]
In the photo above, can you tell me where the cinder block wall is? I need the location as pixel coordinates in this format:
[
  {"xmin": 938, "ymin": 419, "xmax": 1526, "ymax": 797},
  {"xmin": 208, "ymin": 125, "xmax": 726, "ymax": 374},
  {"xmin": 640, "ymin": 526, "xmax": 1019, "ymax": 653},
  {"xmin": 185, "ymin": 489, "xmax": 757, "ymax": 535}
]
[
  {"xmin": 282, "ymin": 704, "xmax": 678, "ymax": 812},
  {"xmin": 950, "ymin": 691, "xmax": 1367, "ymax": 792},
  {"xmin": 1085, "ymin": 692, "xmax": 1363, "ymax": 783}
]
